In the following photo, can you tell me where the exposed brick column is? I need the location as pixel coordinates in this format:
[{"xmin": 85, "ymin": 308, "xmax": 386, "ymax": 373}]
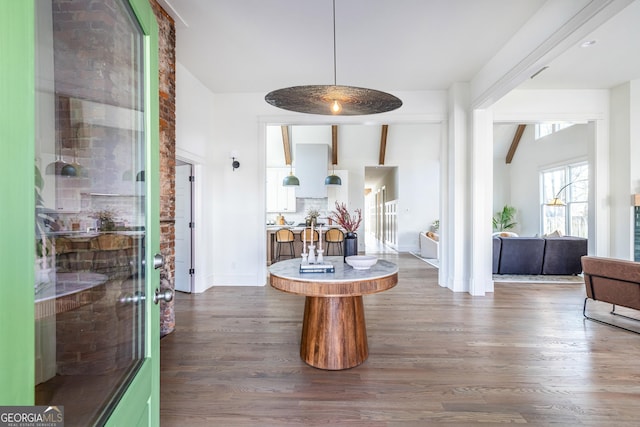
[{"xmin": 150, "ymin": 0, "xmax": 176, "ymax": 337}]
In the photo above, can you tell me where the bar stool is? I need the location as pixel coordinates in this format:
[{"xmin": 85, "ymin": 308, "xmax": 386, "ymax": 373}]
[
  {"xmin": 274, "ymin": 229, "xmax": 295, "ymax": 262},
  {"xmin": 324, "ymin": 228, "xmax": 344, "ymax": 255},
  {"xmin": 301, "ymin": 227, "xmax": 319, "ymax": 250}
]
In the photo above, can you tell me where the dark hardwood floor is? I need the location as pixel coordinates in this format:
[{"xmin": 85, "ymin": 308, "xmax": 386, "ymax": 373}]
[{"xmin": 160, "ymin": 253, "xmax": 640, "ymax": 426}]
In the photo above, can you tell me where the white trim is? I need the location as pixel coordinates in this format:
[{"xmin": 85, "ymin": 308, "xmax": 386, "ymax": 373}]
[{"xmin": 471, "ymin": 0, "xmax": 633, "ymax": 108}]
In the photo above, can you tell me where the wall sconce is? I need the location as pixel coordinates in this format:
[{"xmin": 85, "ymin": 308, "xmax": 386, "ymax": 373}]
[{"xmin": 231, "ymin": 157, "xmax": 240, "ymax": 171}]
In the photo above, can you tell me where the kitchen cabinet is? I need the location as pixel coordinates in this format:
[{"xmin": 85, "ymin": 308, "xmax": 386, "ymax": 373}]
[{"xmin": 266, "ymin": 168, "xmax": 296, "ymax": 213}]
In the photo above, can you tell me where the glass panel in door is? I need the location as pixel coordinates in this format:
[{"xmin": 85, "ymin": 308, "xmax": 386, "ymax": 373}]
[{"xmin": 34, "ymin": 0, "xmax": 147, "ymax": 425}]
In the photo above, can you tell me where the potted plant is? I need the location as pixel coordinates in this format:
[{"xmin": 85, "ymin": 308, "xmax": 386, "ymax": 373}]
[
  {"xmin": 329, "ymin": 202, "xmax": 362, "ymax": 261},
  {"xmin": 305, "ymin": 208, "xmax": 320, "ymax": 226},
  {"xmin": 91, "ymin": 208, "xmax": 117, "ymax": 231},
  {"xmin": 493, "ymin": 205, "xmax": 517, "ymax": 231}
]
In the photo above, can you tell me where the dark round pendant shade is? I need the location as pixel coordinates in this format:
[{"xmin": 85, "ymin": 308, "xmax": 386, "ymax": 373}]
[
  {"xmin": 265, "ymin": 85, "xmax": 402, "ymax": 116},
  {"xmin": 46, "ymin": 160, "xmax": 77, "ymax": 177},
  {"xmin": 282, "ymin": 172, "xmax": 300, "ymax": 186},
  {"xmin": 324, "ymin": 174, "xmax": 342, "ymax": 186}
]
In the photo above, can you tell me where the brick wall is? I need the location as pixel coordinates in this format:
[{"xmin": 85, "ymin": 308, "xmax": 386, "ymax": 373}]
[{"xmin": 150, "ymin": 0, "xmax": 177, "ymax": 337}]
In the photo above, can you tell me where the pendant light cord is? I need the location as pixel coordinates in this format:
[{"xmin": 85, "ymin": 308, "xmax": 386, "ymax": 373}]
[{"xmin": 332, "ymin": 0, "xmax": 337, "ymax": 86}]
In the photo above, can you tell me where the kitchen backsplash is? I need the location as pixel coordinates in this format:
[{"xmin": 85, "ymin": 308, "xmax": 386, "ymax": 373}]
[{"xmin": 267, "ymin": 197, "xmax": 330, "ymax": 225}]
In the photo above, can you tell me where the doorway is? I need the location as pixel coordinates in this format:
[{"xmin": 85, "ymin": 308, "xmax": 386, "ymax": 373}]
[
  {"xmin": 364, "ymin": 166, "xmax": 398, "ymax": 254},
  {"xmin": 175, "ymin": 160, "xmax": 194, "ymax": 293}
]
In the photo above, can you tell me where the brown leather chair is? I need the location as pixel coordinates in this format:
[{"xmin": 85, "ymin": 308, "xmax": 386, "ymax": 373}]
[
  {"xmin": 274, "ymin": 229, "xmax": 295, "ymax": 262},
  {"xmin": 582, "ymin": 256, "xmax": 640, "ymax": 334},
  {"xmin": 324, "ymin": 228, "xmax": 344, "ymax": 255}
]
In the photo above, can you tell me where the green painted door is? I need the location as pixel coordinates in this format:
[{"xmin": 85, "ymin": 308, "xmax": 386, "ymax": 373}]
[{"xmin": 0, "ymin": 0, "xmax": 160, "ymax": 425}]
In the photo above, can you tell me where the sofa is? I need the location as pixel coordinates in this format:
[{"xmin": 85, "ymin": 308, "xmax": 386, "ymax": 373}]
[
  {"xmin": 493, "ymin": 236, "xmax": 587, "ymax": 275},
  {"xmin": 581, "ymin": 256, "xmax": 640, "ymax": 333},
  {"xmin": 419, "ymin": 231, "xmax": 439, "ymax": 259}
]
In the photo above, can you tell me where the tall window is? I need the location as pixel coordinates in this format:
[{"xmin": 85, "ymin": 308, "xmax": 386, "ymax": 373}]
[
  {"xmin": 540, "ymin": 162, "xmax": 588, "ymax": 237},
  {"xmin": 535, "ymin": 122, "xmax": 574, "ymax": 140}
]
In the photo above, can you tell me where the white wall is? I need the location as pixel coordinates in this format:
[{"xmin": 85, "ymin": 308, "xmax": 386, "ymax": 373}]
[
  {"xmin": 493, "ymin": 89, "xmax": 611, "ymax": 256},
  {"xmin": 505, "ymin": 124, "xmax": 589, "ymax": 237},
  {"xmin": 175, "ymin": 83, "xmax": 447, "ymax": 289},
  {"xmin": 176, "ymin": 67, "xmax": 636, "ymax": 291},
  {"xmin": 609, "ymin": 79, "xmax": 640, "ymax": 259},
  {"xmin": 388, "ymin": 124, "xmax": 440, "ymax": 251},
  {"xmin": 209, "ymin": 92, "xmax": 275, "ymax": 286},
  {"xmin": 492, "ymin": 161, "xmax": 510, "ymax": 214},
  {"xmin": 267, "ymin": 123, "xmax": 440, "ymax": 253},
  {"xmin": 175, "ymin": 62, "xmax": 215, "ymax": 292}
]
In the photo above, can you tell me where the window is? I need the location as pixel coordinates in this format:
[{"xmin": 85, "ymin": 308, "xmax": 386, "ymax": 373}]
[
  {"xmin": 540, "ymin": 162, "xmax": 588, "ymax": 237},
  {"xmin": 535, "ymin": 122, "xmax": 574, "ymax": 140}
]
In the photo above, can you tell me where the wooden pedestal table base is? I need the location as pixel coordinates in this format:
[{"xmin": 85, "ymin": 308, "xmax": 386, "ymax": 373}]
[{"xmin": 269, "ymin": 256, "xmax": 398, "ymax": 370}]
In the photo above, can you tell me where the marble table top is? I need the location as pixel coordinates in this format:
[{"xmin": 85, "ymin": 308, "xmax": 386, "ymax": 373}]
[{"xmin": 269, "ymin": 256, "xmax": 398, "ymax": 283}]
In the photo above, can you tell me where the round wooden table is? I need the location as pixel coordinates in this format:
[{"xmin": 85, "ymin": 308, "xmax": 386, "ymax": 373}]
[{"xmin": 269, "ymin": 256, "xmax": 398, "ymax": 370}]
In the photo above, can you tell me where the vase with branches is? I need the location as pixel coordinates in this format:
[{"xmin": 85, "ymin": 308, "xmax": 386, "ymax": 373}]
[
  {"xmin": 329, "ymin": 202, "xmax": 362, "ymax": 233},
  {"xmin": 329, "ymin": 202, "xmax": 363, "ymax": 261}
]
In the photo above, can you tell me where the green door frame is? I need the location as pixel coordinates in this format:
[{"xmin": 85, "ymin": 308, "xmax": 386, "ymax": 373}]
[
  {"xmin": 0, "ymin": 1, "xmax": 160, "ymax": 425},
  {"xmin": 0, "ymin": 0, "xmax": 37, "ymax": 404}
]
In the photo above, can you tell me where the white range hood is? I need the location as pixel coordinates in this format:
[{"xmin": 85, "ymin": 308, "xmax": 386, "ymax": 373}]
[{"xmin": 295, "ymin": 144, "xmax": 328, "ymax": 198}]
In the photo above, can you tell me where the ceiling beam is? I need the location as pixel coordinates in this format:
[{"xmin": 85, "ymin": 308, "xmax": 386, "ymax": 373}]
[
  {"xmin": 506, "ymin": 124, "xmax": 526, "ymax": 164},
  {"xmin": 281, "ymin": 125, "xmax": 291, "ymax": 165},
  {"xmin": 331, "ymin": 125, "xmax": 338, "ymax": 165},
  {"xmin": 379, "ymin": 125, "xmax": 388, "ymax": 165}
]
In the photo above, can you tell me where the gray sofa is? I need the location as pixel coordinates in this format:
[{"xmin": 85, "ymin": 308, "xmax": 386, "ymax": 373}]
[{"xmin": 493, "ymin": 236, "xmax": 587, "ymax": 275}]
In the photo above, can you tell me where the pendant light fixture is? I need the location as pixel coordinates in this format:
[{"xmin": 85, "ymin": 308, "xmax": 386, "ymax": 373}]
[
  {"xmin": 265, "ymin": 0, "xmax": 402, "ymax": 116},
  {"xmin": 46, "ymin": 155, "xmax": 77, "ymax": 177},
  {"xmin": 325, "ymin": 125, "xmax": 341, "ymax": 185},
  {"xmin": 283, "ymin": 164, "xmax": 300, "ymax": 186},
  {"xmin": 325, "ymin": 165, "xmax": 342, "ymax": 186},
  {"xmin": 281, "ymin": 125, "xmax": 299, "ymax": 186}
]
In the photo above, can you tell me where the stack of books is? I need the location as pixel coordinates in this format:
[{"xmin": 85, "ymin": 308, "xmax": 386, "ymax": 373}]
[{"xmin": 299, "ymin": 263, "xmax": 335, "ymax": 273}]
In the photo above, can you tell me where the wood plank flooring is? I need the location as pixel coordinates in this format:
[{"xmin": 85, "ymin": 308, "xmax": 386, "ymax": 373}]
[{"xmin": 160, "ymin": 253, "xmax": 640, "ymax": 426}]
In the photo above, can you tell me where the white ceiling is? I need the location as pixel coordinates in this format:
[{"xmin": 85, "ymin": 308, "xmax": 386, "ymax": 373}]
[
  {"xmin": 162, "ymin": 0, "xmax": 550, "ymax": 93},
  {"xmin": 159, "ymin": 0, "xmax": 640, "ymax": 163},
  {"xmin": 160, "ymin": 0, "xmax": 640, "ymax": 95}
]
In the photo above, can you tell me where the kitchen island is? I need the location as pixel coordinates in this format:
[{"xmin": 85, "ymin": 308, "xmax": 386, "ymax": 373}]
[{"xmin": 266, "ymin": 226, "xmax": 343, "ymax": 265}]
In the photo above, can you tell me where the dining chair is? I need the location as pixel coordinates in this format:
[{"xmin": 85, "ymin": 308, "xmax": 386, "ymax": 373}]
[
  {"xmin": 274, "ymin": 228, "xmax": 295, "ymax": 262},
  {"xmin": 300, "ymin": 228, "xmax": 320, "ymax": 248},
  {"xmin": 324, "ymin": 228, "xmax": 344, "ymax": 255}
]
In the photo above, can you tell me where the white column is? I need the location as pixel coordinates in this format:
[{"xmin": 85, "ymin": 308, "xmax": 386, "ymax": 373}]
[
  {"xmin": 469, "ymin": 109, "xmax": 494, "ymax": 295},
  {"xmin": 443, "ymin": 83, "xmax": 470, "ymax": 292},
  {"xmin": 589, "ymin": 118, "xmax": 611, "ymax": 257}
]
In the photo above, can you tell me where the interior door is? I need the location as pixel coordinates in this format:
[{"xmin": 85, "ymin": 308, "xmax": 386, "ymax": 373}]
[
  {"xmin": 174, "ymin": 162, "xmax": 193, "ymax": 293},
  {"xmin": 0, "ymin": 0, "xmax": 160, "ymax": 425}
]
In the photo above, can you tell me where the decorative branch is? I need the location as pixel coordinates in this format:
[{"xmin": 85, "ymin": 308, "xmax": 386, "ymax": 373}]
[{"xmin": 329, "ymin": 201, "xmax": 362, "ymax": 233}]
